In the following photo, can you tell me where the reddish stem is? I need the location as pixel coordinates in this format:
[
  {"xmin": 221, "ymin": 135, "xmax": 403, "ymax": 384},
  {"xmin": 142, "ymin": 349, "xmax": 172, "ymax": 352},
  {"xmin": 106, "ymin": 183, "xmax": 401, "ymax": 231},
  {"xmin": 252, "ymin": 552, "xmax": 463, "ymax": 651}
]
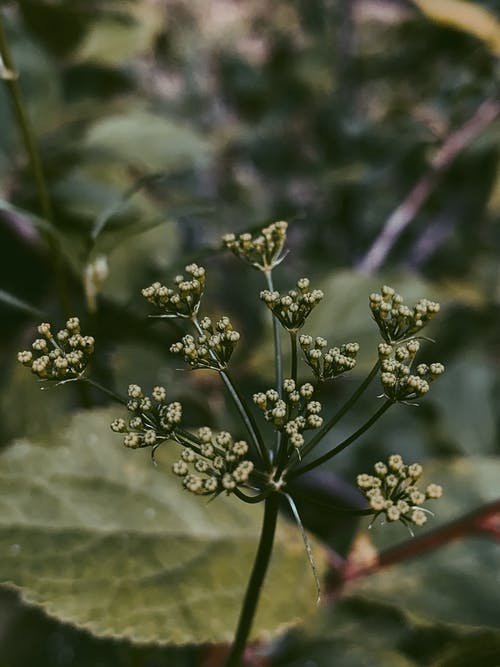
[{"xmin": 343, "ymin": 499, "xmax": 500, "ymax": 582}]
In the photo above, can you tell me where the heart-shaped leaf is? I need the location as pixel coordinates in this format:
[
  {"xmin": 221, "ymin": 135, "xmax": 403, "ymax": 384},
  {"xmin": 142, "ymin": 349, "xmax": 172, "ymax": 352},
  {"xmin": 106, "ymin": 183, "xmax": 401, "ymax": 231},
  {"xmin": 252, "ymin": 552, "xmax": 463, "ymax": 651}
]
[{"xmin": 0, "ymin": 409, "xmax": 325, "ymax": 644}]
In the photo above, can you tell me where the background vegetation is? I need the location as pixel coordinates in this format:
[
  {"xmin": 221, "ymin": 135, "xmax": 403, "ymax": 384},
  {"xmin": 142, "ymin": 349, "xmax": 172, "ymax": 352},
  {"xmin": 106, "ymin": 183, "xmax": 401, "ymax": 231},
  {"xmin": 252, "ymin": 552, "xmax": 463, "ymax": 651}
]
[{"xmin": 0, "ymin": 0, "xmax": 499, "ymax": 665}]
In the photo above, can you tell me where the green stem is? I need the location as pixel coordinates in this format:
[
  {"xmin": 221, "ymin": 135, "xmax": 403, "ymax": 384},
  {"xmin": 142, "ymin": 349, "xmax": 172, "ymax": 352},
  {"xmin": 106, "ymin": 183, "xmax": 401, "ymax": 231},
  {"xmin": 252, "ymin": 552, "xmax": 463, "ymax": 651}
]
[
  {"xmin": 298, "ymin": 360, "xmax": 380, "ymax": 463},
  {"xmin": 0, "ymin": 13, "xmax": 70, "ymax": 317},
  {"xmin": 83, "ymin": 377, "xmax": 127, "ymax": 405},
  {"xmin": 192, "ymin": 317, "xmax": 270, "ymax": 469},
  {"xmin": 288, "ymin": 399, "xmax": 393, "ymax": 480},
  {"xmin": 265, "ymin": 270, "xmax": 284, "ymax": 463},
  {"xmin": 221, "ymin": 369, "xmax": 270, "ymax": 469},
  {"xmin": 232, "ymin": 487, "xmax": 272, "ymax": 504},
  {"xmin": 225, "ymin": 494, "xmax": 279, "ymax": 667},
  {"xmin": 265, "ymin": 270, "xmax": 282, "ymax": 396},
  {"xmin": 274, "ymin": 331, "xmax": 297, "ymax": 475},
  {"xmin": 289, "ymin": 331, "xmax": 297, "ymax": 383}
]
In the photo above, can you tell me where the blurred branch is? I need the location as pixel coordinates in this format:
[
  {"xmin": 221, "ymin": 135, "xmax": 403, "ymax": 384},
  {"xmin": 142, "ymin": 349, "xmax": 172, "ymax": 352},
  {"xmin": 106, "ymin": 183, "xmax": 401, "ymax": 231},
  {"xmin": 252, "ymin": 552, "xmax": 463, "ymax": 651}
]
[
  {"xmin": 343, "ymin": 498, "xmax": 500, "ymax": 582},
  {"xmin": 0, "ymin": 11, "xmax": 71, "ymax": 316},
  {"xmin": 357, "ymin": 97, "xmax": 500, "ymax": 274}
]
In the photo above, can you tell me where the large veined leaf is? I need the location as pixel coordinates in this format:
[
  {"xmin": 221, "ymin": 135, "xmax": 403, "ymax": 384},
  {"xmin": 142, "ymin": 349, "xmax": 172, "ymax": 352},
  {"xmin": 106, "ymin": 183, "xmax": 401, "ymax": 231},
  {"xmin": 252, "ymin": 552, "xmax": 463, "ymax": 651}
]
[
  {"xmin": 412, "ymin": 0, "xmax": 500, "ymax": 55},
  {"xmin": 0, "ymin": 409, "xmax": 325, "ymax": 644}
]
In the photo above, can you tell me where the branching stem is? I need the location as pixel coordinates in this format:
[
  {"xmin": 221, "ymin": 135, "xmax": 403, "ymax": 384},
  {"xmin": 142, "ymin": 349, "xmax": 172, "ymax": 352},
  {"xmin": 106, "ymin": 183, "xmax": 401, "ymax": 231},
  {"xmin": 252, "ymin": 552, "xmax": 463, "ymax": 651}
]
[
  {"xmin": 192, "ymin": 317, "xmax": 270, "ymax": 469},
  {"xmin": 294, "ymin": 360, "xmax": 380, "ymax": 466},
  {"xmin": 288, "ymin": 398, "xmax": 393, "ymax": 480},
  {"xmin": 83, "ymin": 377, "xmax": 127, "ymax": 406}
]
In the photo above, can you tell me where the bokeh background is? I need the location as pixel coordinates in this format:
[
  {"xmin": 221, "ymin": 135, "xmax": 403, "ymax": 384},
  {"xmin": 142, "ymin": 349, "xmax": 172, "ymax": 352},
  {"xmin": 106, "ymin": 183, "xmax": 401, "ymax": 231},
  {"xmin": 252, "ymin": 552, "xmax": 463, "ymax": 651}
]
[{"xmin": 0, "ymin": 0, "xmax": 499, "ymax": 665}]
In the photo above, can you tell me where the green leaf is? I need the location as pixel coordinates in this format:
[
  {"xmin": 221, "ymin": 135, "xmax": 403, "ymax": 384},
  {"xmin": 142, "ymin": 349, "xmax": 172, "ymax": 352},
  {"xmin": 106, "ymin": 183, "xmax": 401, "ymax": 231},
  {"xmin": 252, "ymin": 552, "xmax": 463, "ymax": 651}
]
[
  {"xmin": 430, "ymin": 354, "xmax": 497, "ymax": 454},
  {"xmin": 74, "ymin": 4, "xmax": 164, "ymax": 66},
  {"xmin": 84, "ymin": 111, "xmax": 211, "ymax": 172},
  {"xmin": 0, "ymin": 198, "xmax": 55, "ymax": 237},
  {"xmin": 277, "ymin": 596, "xmax": 500, "ymax": 667},
  {"xmin": 412, "ymin": 0, "xmax": 500, "ymax": 55},
  {"xmin": 430, "ymin": 633, "xmax": 500, "ymax": 667},
  {"xmin": 0, "ymin": 409, "xmax": 325, "ymax": 644},
  {"xmin": 0, "ymin": 364, "xmax": 74, "ymax": 445},
  {"xmin": 276, "ymin": 599, "xmax": 419, "ymax": 667}
]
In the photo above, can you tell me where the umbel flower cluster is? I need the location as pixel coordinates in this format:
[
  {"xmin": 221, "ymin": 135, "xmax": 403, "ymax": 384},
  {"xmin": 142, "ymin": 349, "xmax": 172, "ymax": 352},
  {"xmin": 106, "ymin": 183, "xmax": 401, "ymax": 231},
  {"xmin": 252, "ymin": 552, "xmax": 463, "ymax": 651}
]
[
  {"xmin": 377, "ymin": 340, "xmax": 445, "ymax": 401},
  {"xmin": 222, "ymin": 220, "xmax": 288, "ymax": 271},
  {"xmin": 172, "ymin": 427, "xmax": 254, "ymax": 495},
  {"xmin": 17, "ymin": 318, "xmax": 94, "ymax": 381},
  {"xmin": 369, "ymin": 285, "xmax": 440, "ymax": 343},
  {"xmin": 142, "ymin": 263, "xmax": 206, "ymax": 318},
  {"xmin": 260, "ymin": 278, "xmax": 324, "ymax": 332},
  {"xmin": 299, "ymin": 335, "xmax": 359, "ymax": 382},
  {"xmin": 110, "ymin": 384, "xmax": 182, "ymax": 449},
  {"xmin": 170, "ymin": 316, "xmax": 240, "ymax": 370},
  {"xmin": 357, "ymin": 454, "xmax": 443, "ymax": 529},
  {"xmin": 16, "ymin": 222, "xmax": 445, "ymax": 532},
  {"xmin": 253, "ymin": 379, "xmax": 323, "ymax": 449}
]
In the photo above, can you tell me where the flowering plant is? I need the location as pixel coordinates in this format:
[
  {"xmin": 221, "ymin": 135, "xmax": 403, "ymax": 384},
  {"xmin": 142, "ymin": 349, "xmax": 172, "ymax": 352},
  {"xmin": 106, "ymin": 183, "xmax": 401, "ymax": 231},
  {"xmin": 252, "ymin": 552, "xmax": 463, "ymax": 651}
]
[{"xmin": 17, "ymin": 221, "xmax": 445, "ymax": 666}]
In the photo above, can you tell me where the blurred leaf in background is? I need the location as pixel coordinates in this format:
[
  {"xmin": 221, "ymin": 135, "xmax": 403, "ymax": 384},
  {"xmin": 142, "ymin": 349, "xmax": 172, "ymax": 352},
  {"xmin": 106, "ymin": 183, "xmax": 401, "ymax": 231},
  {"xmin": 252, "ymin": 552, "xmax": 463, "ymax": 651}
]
[{"xmin": 0, "ymin": 0, "xmax": 499, "ymax": 664}]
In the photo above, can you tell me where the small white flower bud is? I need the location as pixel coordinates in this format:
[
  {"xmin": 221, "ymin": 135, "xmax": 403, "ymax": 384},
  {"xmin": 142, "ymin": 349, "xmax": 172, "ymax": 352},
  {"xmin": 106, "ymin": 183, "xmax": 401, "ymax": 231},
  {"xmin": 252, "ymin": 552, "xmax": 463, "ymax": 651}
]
[
  {"xmin": 370, "ymin": 495, "xmax": 385, "ymax": 511},
  {"xmin": 143, "ymin": 430, "xmax": 157, "ymax": 446},
  {"xmin": 426, "ymin": 484, "xmax": 443, "ymax": 499},
  {"xmin": 110, "ymin": 418, "xmax": 127, "ymax": 433},
  {"xmin": 124, "ymin": 433, "xmax": 141, "ymax": 449},
  {"xmin": 300, "ymin": 383, "xmax": 314, "ymax": 398},
  {"xmin": 128, "ymin": 384, "xmax": 143, "ymax": 399},
  {"xmin": 152, "ymin": 386, "xmax": 167, "ymax": 402},
  {"xmin": 408, "ymin": 463, "xmax": 423, "ymax": 479},
  {"xmin": 411, "ymin": 509, "xmax": 427, "ymax": 526},
  {"xmin": 374, "ymin": 461, "xmax": 388, "ymax": 476},
  {"xmin": 388, "ymin": 454, "xmax": 404, "ymax": 471},
  {"xmin": 173, "ymin": 460, "xmax": 188, "ymax": 476},
  {"xmin": 17, "ymin": 351, "xmax": 33, "ymax": 365}
]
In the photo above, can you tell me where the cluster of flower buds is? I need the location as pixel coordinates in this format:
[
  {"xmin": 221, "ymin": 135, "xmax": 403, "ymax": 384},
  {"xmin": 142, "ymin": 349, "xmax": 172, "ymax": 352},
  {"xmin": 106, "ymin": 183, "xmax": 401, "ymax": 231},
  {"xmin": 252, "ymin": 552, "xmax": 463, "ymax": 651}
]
[
  {"xmin": 222, "ymin": 221, "xmax": 288, "ymax": 271},
  {"xmin": 170, "ymin": 316, "xmax": 240, "ymax": 370},
  {"xmin": 260, "ymin": 278, "xmax": 324, "ymax": 333},
  {"xmin": 378, "ymin": 341, "xmax": 444, "ymax": 401},
  {"xmin": 299, "ymin": 335, "xmax": 359, "ymax": 382},
  {"xmin": 357, "ymin": 454, "xmax": 443, "ymax": 529},
  {"xmin": 369, "ymin": 285, "xmax": 440, "ymax": 343},
  {"xmin": 110, "ymin": 384, "xmax": 182, "ymax": 449},
  {"xmin": 253, "ymin": 379, "xmax": 323, "ymax": 449},
  {"xmin": 17, "ymin": 318, "xmax": 95, "ymax": 381},
  {"xmin": 172, "ymin": 427, "xmax": 254, "ymax": 496},
  {"xmin": 142, "ymin": 263, "xmax": 206, "ymax": 318}
]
